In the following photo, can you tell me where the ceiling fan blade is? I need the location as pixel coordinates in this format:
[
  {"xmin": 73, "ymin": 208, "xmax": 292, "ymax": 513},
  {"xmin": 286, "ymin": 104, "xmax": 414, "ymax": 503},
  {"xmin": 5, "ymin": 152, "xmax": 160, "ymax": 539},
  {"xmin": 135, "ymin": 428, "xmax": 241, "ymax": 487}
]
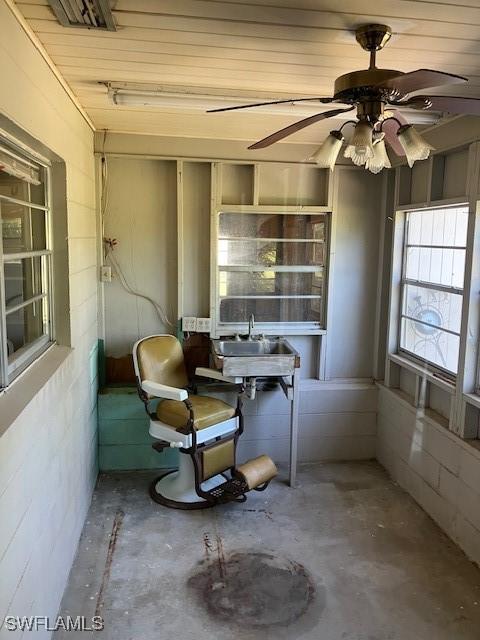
[
  {"xmin": 400, "ymin": 94, "xmax": 480, "ymax": 116},
  {"xmin": 207, "ymin": 96, "xmax": 337, "ymax": 113},
  {"xmin": 382, "ymin": 113, "xmax": 407, "ymax": 156},
  {"xmin": 376, "ymin": 69, "xmax": 467, "ymax": 96},
  {"xmin": 248, "ymin": 106, "xmax": 354, "ymax": 150}
]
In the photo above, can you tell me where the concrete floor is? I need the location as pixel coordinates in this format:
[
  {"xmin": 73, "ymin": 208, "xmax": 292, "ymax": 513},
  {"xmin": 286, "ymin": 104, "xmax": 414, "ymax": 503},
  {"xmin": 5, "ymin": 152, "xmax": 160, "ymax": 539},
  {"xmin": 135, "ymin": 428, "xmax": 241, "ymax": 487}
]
[{"xmin": 56, "ymin": 462, "xmax": 480, "ymax": 640}]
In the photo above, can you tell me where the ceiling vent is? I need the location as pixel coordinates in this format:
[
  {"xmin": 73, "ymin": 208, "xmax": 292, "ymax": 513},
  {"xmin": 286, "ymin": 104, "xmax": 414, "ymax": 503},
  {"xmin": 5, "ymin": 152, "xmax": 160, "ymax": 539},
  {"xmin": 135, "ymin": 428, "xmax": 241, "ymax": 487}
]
[{"xmin": 47, "ymin": 0, "xmax": 116, "ymax": 31}]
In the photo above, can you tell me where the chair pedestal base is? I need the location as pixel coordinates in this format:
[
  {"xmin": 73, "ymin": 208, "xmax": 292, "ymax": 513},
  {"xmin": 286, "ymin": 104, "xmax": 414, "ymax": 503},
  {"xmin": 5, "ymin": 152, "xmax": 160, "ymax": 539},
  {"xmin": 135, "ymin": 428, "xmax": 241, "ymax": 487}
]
[{"xmin": 149, "ymin": 453, "xmax": 224, "ymax": 510}]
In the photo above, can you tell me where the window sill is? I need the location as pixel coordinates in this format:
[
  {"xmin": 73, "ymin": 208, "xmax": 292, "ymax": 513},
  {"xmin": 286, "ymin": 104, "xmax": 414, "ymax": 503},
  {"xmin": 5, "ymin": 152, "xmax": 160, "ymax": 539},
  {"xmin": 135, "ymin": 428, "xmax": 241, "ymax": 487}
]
[
  {"xmin": 0, "ymin": 344, "xmax": 72, "ymax": 439},
  {"xmin": 464, "ymin": 393, "xmax": 480, "ymax": 411},
  {"xmin": 379, "ymin": 383, "xmax": 480, "ymax": 460},
  {"xmin": 389, "ymin": 353, "xmax": 456, "ymax": 394}
]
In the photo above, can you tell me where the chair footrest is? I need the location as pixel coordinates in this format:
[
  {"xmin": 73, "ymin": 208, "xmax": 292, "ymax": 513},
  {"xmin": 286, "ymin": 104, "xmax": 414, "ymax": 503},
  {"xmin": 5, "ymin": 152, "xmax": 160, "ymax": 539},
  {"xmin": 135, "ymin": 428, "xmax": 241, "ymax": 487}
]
[
  {"xmin": 235, "ymin": 455, "xmax": 278, "ymax": 490},
  {"xmin": 207, "ymin": 477, "xmax": 248, "ymax": 502}
]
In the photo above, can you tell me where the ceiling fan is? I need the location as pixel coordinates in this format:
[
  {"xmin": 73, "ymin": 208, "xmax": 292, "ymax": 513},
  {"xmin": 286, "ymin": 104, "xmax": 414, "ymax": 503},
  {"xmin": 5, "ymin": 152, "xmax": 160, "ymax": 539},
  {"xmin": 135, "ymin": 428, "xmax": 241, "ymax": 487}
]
[{"xmin": 207, "ymin": 24, "xmax": 480, "ymax": 173}]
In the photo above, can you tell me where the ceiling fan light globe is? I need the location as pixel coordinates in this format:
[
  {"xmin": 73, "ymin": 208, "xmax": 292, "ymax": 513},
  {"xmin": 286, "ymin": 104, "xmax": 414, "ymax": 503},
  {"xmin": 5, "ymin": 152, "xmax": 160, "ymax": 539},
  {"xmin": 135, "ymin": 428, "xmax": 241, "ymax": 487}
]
[
  {"xmin": 344, "ymin": 144, "xmax": 372, "ymax": 165},
  {"xmin": 366, "ymin": 139, "xmax": 391, "ymax": 173},
  {"xmin": 397, "ymin": 124, "xmax": 434, "ymax": 168},
  {"xmin": 311, "ymin": 131, "xmax": 344, "ymax": 171},
  {"xmin": 344, "ymin": 120, "xmax": 374, "ymax": 165},
  {"xmin": 352, "ymin": 120, "xmax": 374, "ymax": 148}
]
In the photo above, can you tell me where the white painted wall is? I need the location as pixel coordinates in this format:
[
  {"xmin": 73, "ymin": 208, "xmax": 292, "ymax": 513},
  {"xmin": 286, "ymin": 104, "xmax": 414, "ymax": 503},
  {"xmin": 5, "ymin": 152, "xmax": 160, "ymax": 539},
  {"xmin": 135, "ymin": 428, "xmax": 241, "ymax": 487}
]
[
  {"xmin": 377, "ymin": 387, "xmax": 480, "ymax": 568},
  {"xmin": 102, "ymin": 157, "xmax": 177, "ymax": 355},
  {"xmin": 0, "ymin": 2, "xmax": 97, "ymax": 635},
  {"xmin": 327, "ymin": 170, "xmax": 381, "ymax": 379}
]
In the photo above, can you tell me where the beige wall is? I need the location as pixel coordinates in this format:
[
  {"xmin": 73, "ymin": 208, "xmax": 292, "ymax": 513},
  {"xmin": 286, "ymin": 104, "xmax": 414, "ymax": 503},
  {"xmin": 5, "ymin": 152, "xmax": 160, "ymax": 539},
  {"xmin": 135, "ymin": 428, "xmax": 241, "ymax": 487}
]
[
  {"xmin": 102, "ymin": 157, "xmax": 177, "ymax": 354},
  {"xmin": 0, "ymin": 1, "xmax": 97, "ymax": 632},
  {"xmin": 95, "ymin": 131, "xmax": 325, "ymax": 164}
]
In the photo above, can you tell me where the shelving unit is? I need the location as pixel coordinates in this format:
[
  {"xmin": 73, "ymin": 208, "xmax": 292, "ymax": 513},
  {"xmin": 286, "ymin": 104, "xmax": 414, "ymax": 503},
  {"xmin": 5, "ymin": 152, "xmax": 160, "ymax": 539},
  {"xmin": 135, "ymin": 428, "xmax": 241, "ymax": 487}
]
[{"xmin": 209, "ymin": 161, "xmax": 331, "ymax": 338}]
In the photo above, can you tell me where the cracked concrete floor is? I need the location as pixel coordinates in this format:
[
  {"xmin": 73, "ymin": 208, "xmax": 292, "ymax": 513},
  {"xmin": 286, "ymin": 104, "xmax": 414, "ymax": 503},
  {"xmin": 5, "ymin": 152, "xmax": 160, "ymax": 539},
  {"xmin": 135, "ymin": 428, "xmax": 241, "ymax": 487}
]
[{"xmin": 55, "ymin": 462, "xmax": 480, "ymax": 640}]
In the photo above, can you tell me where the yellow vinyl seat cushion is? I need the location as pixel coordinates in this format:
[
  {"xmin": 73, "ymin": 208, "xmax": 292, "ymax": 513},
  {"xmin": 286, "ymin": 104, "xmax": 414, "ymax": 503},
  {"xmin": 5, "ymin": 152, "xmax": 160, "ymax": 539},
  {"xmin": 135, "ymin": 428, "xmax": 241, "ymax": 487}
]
[{"xmin": 156, "ymin": 395, "xmax": 236, "ymax": 431}]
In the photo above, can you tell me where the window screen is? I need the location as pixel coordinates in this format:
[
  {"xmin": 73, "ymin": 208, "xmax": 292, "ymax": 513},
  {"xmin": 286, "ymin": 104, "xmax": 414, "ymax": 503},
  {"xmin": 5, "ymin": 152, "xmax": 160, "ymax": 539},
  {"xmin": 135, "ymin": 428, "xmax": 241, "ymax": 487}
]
[
  {"xmin": 399, "ymin": 205, "xmax": 468, "ymax": 375},
  {"xmin": 0, "ymin": 142, "xmax": 53, "ymax": 386}
]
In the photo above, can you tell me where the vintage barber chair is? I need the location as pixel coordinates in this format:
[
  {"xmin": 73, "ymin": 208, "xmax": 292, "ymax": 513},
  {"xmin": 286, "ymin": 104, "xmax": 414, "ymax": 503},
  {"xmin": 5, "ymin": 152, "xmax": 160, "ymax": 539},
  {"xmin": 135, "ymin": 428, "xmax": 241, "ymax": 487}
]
[{"xmin": 133, "ymin": 334, "xmax": 278, "ymax": 509}]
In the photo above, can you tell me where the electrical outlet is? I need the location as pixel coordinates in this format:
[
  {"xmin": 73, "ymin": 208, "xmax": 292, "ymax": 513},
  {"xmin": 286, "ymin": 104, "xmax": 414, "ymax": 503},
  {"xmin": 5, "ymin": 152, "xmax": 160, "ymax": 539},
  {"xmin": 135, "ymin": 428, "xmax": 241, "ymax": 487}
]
[
  {"xmin": 182, "ymin": 316, "xmax": 197, "ymax": 332},
  {"xmin": 100, "ymin": 265, "xmax": 112, "ymax": 282},
  {"xmin": 196, "ymin": 318, "xmax": 211, "ymax": 333}
]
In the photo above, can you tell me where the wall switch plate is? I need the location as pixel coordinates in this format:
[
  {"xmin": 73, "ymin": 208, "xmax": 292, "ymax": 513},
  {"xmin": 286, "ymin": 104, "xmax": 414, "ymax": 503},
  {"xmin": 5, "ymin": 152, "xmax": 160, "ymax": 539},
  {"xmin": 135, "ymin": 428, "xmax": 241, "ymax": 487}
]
[
  {"xmin": 196, "ymin": 318, "xmax": 211, "ymax": 333},
  {"xmin": 182, "ymin": 316, "xmax": 197, "ymax": 332},
  {"xmin": 100, "ymin": 265, "xmax": 112, "ymax": 282}
]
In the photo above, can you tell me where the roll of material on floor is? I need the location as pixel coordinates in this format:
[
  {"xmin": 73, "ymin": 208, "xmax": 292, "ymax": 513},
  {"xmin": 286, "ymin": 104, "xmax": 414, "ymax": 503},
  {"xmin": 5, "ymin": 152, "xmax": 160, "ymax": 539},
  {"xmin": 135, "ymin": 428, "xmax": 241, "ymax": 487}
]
[{"xmin": 236, "ymin": 455, "xmax": 278, "ymax": 490}]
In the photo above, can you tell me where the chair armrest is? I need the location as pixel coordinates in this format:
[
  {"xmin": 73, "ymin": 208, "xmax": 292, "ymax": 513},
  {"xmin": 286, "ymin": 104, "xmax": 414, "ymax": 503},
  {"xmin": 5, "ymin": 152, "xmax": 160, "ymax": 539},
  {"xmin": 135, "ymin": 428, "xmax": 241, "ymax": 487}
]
[
  {"xmin": 141, "ymin": 380, "xmax": 188, "ymax": 401},
  {"xmin": 195, "ymin": 367, "xmax": 243, "ymax": 384}
]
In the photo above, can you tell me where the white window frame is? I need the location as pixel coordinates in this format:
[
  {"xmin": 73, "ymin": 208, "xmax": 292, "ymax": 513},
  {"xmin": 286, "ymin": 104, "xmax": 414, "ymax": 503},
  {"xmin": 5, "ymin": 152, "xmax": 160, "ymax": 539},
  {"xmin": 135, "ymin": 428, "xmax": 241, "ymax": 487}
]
[
  {"xmin": 0, "ymin": 141, "xmax": 54, "ymax": 388},
  {"xmin": 396, "ymin": 204, "xmax": 469, "ymax": 380},
  {"xmin": 210, "ymin": 209, "xmax": 330, "ymax": 338}
]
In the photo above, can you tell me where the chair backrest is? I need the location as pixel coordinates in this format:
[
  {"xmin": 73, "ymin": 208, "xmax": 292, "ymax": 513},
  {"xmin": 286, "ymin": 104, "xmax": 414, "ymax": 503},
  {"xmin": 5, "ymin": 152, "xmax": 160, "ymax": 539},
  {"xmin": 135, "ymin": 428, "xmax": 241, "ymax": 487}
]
[{"xmin": 133, "ymin": 335, "xmax": 188, "ymax": 389}]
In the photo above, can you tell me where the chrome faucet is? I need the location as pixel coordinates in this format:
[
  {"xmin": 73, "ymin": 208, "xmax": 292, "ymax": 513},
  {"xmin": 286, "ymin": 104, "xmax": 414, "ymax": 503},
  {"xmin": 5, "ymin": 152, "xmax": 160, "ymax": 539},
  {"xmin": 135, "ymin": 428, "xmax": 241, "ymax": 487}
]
[{"xmin": 247, "ymin": 313, "xmax": 255, "ymax": 340}]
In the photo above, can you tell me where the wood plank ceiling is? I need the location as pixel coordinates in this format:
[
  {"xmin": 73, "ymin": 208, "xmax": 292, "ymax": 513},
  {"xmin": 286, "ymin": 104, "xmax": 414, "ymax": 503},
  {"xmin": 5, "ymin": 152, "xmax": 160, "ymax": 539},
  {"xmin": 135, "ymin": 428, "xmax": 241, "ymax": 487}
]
[{"xmin": 13, "ymin": 0, "xmax": 480, "ymax": 145}]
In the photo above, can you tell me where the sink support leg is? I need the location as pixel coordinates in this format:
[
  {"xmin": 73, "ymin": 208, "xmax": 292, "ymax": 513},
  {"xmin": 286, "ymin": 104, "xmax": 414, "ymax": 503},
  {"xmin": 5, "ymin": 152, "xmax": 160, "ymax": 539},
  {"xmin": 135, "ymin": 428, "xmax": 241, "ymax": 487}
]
[{"xmin": 289, "ymin": 367, "xmax": 300, "ymax": 488}]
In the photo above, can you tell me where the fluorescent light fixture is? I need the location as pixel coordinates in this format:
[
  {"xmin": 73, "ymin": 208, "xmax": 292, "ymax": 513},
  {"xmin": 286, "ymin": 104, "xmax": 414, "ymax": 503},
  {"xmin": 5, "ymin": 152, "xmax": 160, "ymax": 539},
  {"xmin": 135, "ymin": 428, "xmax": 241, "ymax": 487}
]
[
  {"xmin": 108, "ymin": 87, "xmax": 230, "ymax": 110},
  {"xmin": 106, "ymin": 84, "xmax": 439, "ymax": 124},
  {"xmin": 47, "ymin": 0, "xmax": 116, "ymax": 31},
  {"xmin": 397, "ymin": 124, "xmax": 434, "ymax": 168},
  {"xmin": 311, "ymin": 131, "xmax": 344, "ymax": 171},
  {"xmin": 106, "ymin": 86, "xmax": 350, "ymax": 116}
]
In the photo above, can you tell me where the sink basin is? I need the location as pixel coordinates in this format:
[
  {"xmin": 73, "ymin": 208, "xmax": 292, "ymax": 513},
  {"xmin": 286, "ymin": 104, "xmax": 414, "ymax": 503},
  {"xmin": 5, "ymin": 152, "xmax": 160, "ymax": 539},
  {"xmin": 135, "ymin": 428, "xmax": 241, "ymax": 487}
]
[
  {"xmin": 211, "ymin": 338, "xmax": 299, "ymax": 377},
  {"xmin": 214, "ymin": 339, "xmax": 295, "ymax": 357}
]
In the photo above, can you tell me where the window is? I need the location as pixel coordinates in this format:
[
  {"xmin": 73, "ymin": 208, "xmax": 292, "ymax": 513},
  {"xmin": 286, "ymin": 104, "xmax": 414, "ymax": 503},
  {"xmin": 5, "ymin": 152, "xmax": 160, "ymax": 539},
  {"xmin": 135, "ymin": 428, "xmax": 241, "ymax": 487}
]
[
  {"xmin": 0, "ymin": 142, "xmax": 53, "ymax": 387},
  {"xmin": 213, "ymin": 211, "xmax": 328, "ymax": 335},
  {"xmin": 399, "ymin": 205, "xmax": 468, "ymax": 375}
]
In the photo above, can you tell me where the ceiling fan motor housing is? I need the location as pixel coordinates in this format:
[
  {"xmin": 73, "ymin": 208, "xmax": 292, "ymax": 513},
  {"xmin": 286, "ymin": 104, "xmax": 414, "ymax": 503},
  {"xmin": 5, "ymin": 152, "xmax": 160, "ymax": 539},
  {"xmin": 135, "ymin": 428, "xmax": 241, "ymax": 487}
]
[
  {"xmin": 333, "ymin": 24, "xmax": 403, "ymax": 110},
  {"xmin": 356, "ymin": 99, "xmax": 385, "ymax": 123},
  {"xmin": 355, "ymin": 24, "xmax": 393, "ymax": 52},
  {"xmin": 334, "ymin": 68, "xmax": 403, "ymax": 103}
]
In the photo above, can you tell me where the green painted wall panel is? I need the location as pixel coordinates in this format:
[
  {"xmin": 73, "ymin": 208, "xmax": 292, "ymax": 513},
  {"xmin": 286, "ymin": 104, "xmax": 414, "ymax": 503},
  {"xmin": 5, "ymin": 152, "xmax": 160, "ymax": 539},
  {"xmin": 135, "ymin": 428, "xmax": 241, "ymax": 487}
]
[
  {"xmin": 99, "ymin": 418, "xmax": 151, "ymax": 445},
  {"xmin": 98, "ymin": 386, "xmax": 173, "ymax": 470},
  {"xmin": 98, "ymin": 386, "xmax": 147, "ymax": 420},
  {"xmin": 99, "ymin": 444, "xmax": 178, "ymax": 471}
]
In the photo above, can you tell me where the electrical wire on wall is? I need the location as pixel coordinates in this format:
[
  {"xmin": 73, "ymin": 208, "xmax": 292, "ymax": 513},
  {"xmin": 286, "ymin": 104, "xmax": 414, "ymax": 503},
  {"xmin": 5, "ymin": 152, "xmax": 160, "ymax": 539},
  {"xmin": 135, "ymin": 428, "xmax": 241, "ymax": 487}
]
[{"xmin": 100, "ymin": 130, "xmax": 175, "ymax": 330}]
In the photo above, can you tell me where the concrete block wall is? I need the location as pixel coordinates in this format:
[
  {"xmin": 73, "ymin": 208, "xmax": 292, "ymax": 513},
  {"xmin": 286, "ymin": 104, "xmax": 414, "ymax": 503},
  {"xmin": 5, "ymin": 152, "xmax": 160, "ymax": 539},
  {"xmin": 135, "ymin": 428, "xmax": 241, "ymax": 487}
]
[
  {"xmin": 377, "ymin": 386, "xmax": 480, "ymax": 568},
  {"xmin": 0, "ymin": 2, "xmax": 97, "ymax": 636},
  {"xmin": 98, "ymin": 382, "xmax": 377, "ymax": 470},
  {"xmin": 238, "ymin": 383, "xmax": 377, "ymax": 463}
]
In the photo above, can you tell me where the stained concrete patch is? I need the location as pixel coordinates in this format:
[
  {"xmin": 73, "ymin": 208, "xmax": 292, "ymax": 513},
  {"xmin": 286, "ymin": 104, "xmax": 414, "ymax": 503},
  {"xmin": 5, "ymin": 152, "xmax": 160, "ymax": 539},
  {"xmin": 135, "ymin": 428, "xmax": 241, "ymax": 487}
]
[{"xmin": 187, "ymin": 551, "xmax": 323, "ymax": 629}]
